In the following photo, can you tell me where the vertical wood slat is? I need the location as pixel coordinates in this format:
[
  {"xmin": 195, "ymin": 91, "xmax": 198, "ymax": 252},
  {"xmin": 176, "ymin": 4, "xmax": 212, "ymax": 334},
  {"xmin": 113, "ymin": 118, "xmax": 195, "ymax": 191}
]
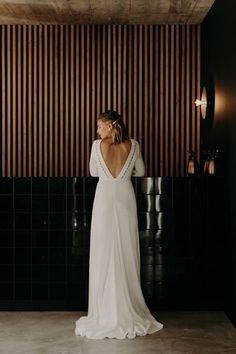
[
  {"xmin": 197, "ymin": 25, "xmax": 201, "ymax": 164},
  {"xmin": 33, "ymin": 26, "xmax": 37, "ymax": 176},
  {"xmin": 0, "ymin": 24, "xmax": 200, "ymax": 177},
  {"xmin": 170, "ymin": 25, "xmax": 174, "ymax": 176},
  {"xmin": 181, "ymin": 25, "xmax": 185, "ymax": 177},
  {"xmin": 59, "ymin": 25, "xmax": 64, "ymax": 176},
  {"xmin": 165, "ymin": 25, "xmax": 169, "ymax": 176},
  {"xmin": 81, "ymin": 25, "xmax": 85, "ymax": 176},
  {"xmin": 86, "ymin": 25, "xmax": 90, "ymax": 177},
  {"xmin": 28, "ymin": 25, "xmax": 32, "ymax": 176},
  {"xmin": 149, "ymin": 25, "xmax": 153, "ymax": 176},
  {"xmin": 160, "ymin": 26, "xmax": 164, "ymax": 176},
  {"xmin": 65, "ymin": 25, "xmax": 69, "ymax": 176},
  {"xmin": 186, "ymin": 25, "xmax": 190, "ymax": 173},
  {"xmin": 144, "ymin": 25, "xmax": 148, "ymax": 176},
  {"xmin": 154, "ymin": 26, "xmax": 159, "ymax": 177},
  {"xmin": 49, "ymin": 25, "xmax": 53, "ymax": 177},
  {"xmin": 175, "ymin": 25, "xmax": 180, "ymax": 176},
  {"xmin": 39, "ymin": 25, "xmax": 43, "ymax": 176},
  {"xmin": 12, "ymin": 25, "xmax": 16, "ymax": 177},
  {"xmin": 44, "ymin": 25, "xmax": 48, "ymax": 176},
  {"xmin": 2, "ymin": 26, "xmax": 6, "ymax": 176},
  {"xmin": 23, "ymin": 25, "xmax": 27, "ymax": 177},
  {"xmin": 7, "ymin": 25, "xmax": 11, "ymax": 176},
  {"xmin": 18, "ymin": 25, "xmax": 22, "ymax": 176}
]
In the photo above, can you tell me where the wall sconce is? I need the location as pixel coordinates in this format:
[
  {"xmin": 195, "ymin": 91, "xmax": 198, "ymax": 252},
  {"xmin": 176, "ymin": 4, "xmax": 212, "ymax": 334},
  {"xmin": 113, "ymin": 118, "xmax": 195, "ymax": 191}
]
[{"xmin": 195, "ymin": 87, "xmax": 207, "ymax": 119}]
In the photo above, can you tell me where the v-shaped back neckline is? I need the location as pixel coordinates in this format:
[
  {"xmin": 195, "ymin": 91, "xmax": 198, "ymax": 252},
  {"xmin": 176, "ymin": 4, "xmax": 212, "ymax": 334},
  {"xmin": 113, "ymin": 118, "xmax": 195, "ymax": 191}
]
[{"xmin": 98, "ymin": 139, "xmax": 134, "ymax": 179}]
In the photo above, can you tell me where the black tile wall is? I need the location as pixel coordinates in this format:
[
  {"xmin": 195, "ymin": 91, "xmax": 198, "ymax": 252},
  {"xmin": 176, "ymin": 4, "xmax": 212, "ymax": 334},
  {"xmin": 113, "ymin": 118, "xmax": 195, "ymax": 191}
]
[{"xmin": 0, "ymin": 177, "xmax": 227, "ymax": 310}]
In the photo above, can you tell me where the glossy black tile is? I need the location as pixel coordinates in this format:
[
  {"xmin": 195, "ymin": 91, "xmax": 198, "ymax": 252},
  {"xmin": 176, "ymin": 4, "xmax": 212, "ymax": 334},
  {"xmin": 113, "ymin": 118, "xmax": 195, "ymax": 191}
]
[
  {"xmin": 32, "ymin": 178, "xmax": 49, "ymax": 195},
  {"xmin": 49, "ymin": 247, "xmax": 66, "ymax": 264},
  {"xmin": 49, "ymin": 178, "xmax": 66, "ymax": 194},
  {"xmin": 50, "ymin": 195, "xmax": 66, "ymax": 213},
  {"xmin": 154, "ymin": 228, "xmax": 174, "ymax": 249},
  {"xmin": 15, "ymin": 265, "xmax": 31, "ymax": 282},
  {"xmin": 14, "ymin": 178, "xmax": 31, "ymax": 194},
  {"xmin": 67, "ymin": 212, "xmax": 85, "ymax": 230},
  {"xmin": 154, "ymin": 265, "xmax": 164, "ymax": 282},
  {"xmin": 139, "ymin": 230, "xmax": 154, "ymax": 247},
  {"xmin": 172, "ymin": 193, "xmax": 188, "ymax": 210},
  {"xmin": 49, "ymin": 230, "xmax": 66, "ymax": 247},
  {"xmin": 15, "ymin": 230, "xmax": 31, "ymax": 247},
  {"xmin": 32, "ymin": 247, "xmax": 48, "ymax": 264},
  {"xmin": 49, "ymin": 283, "xmax": 66, "ymax": 299},
  {"xmin": 67, "ymin": 264, "xmax": 87, "ymax": 280},
  {"xmin": 15, "ymin": 247, "xmax": 31, "ymax": 264},
  {"xmin": 84, "ymin": 195, "xmax": 94, "ymax": 213},
  {"xmin": 138, "ymin": 212, "xmax": 154, "ymax": 230},
  {"xmin": 140, "ymin": 251, "xmax": 154, "ymax": 265},
  {"xmin": 68, "ymin": 177, "xmax": 84, "ymax": 195},
  {"xmin": 0, "ymin": 230, "xmax": 14, "ymax": 247},
  {"xmin": 49, "ymin": 265, "xmax": 66, "ymax": 281},
  {"xmin": 0, "ymin": 284, "xmax": 14, "ymax": 299},
  {"xmin": 15, "ymin": 213, "xmax": 31, "ymax": 229},
  {"xmin": 0, "ymin": 265, "xmax": 14, "ymax": 281},
  {"xmin": 67, "ymin": 284, "xmax": 87, "ymax": 300},
  {"xmin": 0, "ymin": 179, "xmax": 13, "ymax": 195},
  {"xmin": 32, "ymin": 282, "xmax": 48, "ymax": 299},
  {"xmin": 84, "ymin": 178, "xmax": 98, "ymax": 195},
  {"xmin": 32, "ymin": 196, "xmax": 48, "ymax": 213},
  {"xmin": 155, "ymin": 195, "xmax": 172, "ymax": 212},
  {"xmin": 0, "ymin": 195, "xmax": 13, "ymax": 212},
  {"xmin": 141, "ymin": 265, "xmax": 154, "ymax": 281},
  {"xmin": 15, "ymin": 195, "xmax": 31, "ymax": 212},
  {"xmin": 155, "ymin": 211, "xmax": 174, "ymax": 229},
  {"xmin": 0, "ymin": 176, "xmax": 227, "ymax": 310},
  {"xmin": 137, "ymin": 195, "xmax": 154, "ymax": 212},
  {"xmin": 67, "ymin": 195, "xmax": 83, "ymax": 212},
  {"xmin": 32, "ymin": 266, "xmax": 48, "ymax": 282},
  {"xmin": 0, "ymin": 213, "xmax": 13, "ymax": 229},
  {"xmin": 0, "ymin": 248, "xmax": 13, "ymax": 264},
  {"xmin": 32, "ymin": 230, "xmax": 48, "ymax": 247},
  {"xmin": 173, "ymin": 177, "xmax": 188, "ymax": 195},
  {"xmin": 14, "ymin": 283, "xmax": 31, "ymax": 299},
  {"xmin": 136, "ymin": 177, "xmax": 154, "ymax": 195},
  {"xmin": 49, "ymin": 213, "xmax": 66, "ymax": 230},
  {"xmin": 141, "ymin": 281, "xmax": 154, "ymax": 298},
  {"xmin": 154, "ymin": 177, "xmax": 172, "ymax": 194},
  {"xmin": 32, "ymin": 213, "xmax": 48, "ymax": 230}
]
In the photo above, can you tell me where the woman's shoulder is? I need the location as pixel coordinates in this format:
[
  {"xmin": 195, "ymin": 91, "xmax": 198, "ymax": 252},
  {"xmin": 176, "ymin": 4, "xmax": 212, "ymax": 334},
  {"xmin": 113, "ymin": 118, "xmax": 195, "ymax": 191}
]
[
  {"xmin": 92, "ymin": 139, "xmax": 101, "ymax": 145},
  {"xmin": 130, "ymin": 138, "xmax": 140, "ymax": 146}
]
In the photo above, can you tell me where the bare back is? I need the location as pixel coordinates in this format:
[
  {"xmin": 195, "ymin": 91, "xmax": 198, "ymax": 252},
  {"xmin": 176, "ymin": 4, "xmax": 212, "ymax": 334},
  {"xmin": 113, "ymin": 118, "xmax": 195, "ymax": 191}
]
[{"xmin": 100, "ymin": 138, "xmax": 132, "ymax": 178}]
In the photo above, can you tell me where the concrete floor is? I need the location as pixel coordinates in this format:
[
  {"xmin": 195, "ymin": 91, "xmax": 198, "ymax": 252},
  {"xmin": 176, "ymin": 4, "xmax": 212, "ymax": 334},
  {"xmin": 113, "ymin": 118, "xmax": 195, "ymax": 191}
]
[{"xmin": 0, "ymin": 311, "xmax": 235, "ymax": 354}]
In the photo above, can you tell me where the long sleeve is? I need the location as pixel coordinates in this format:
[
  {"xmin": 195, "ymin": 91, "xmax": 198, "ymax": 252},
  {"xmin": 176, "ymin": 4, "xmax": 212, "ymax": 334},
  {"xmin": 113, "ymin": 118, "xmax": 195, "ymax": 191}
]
[
  {"xmin": 89, "ymin": 141, "xmax": 98, "ymax": 177},
  {"xmin": 132, "ymin": 141, "xmax": 145, "ymax": 177}
]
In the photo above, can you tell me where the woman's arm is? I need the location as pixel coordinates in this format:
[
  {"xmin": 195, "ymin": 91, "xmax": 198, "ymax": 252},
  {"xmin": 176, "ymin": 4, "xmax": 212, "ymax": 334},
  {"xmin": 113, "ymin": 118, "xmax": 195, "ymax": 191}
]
[
  {"xmin": 132, "ymin": 141, "xmax": 145, "ymax": 177},
  {"xmin": 89, "ymin": 141, "xmax": 98, "ymax": 177}
]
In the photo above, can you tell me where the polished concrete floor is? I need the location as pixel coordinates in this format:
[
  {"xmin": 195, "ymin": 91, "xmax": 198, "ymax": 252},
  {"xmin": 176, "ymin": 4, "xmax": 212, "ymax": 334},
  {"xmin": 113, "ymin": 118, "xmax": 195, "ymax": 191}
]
[{"xmin": 0, "ymin": 311, "xmax": 235, "ymax": 354}]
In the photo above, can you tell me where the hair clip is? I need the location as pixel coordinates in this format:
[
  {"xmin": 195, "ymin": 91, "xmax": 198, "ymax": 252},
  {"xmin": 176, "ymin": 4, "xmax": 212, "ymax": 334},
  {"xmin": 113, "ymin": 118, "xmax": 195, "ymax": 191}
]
[{"xmin": 112, "ymin": 119, "xmax": 118, "ymax": 125}]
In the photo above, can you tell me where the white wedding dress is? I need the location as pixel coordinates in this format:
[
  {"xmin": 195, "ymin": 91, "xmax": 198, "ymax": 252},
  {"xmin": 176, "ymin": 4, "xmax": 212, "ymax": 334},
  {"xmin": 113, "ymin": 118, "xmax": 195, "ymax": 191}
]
[{"xmin": 75, "ymin": 138, "xmax": 163, "ymax": 339}]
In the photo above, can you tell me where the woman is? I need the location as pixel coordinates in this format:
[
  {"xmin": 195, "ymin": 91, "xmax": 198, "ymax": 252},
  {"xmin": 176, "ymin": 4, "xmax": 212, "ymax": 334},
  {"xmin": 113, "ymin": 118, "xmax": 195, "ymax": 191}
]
[{"xmin": 75, "ymin": 110, "xmax": 163, "ymax": 339}]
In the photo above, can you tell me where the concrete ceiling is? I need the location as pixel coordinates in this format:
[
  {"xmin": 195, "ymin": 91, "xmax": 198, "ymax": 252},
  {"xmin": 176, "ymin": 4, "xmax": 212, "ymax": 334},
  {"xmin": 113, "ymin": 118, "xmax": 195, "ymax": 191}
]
[{"xmin": 0, "ymin": 0, "xmax": 216, "ymax": 24}]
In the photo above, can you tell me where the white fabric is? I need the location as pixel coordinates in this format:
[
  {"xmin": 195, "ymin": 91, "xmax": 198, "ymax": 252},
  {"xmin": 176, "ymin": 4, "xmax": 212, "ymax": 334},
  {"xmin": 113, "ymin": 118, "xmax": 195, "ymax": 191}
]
[{"xmin": 75, "ymin": 139, "xmax": 163, "ymax": 339}]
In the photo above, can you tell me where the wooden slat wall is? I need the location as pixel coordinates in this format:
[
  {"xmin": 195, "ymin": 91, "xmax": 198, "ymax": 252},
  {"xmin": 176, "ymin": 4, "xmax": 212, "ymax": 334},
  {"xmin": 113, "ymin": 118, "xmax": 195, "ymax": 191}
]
[{"xmin": 0, "ymin": 24, "xmax": 200, "ymax": 177}]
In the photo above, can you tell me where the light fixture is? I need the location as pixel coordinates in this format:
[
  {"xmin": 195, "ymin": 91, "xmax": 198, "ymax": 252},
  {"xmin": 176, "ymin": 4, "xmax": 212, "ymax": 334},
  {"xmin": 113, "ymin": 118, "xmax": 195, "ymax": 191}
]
[{"xmin": 195, "ymin": 86, "xmax": 207, "ymax": 119}]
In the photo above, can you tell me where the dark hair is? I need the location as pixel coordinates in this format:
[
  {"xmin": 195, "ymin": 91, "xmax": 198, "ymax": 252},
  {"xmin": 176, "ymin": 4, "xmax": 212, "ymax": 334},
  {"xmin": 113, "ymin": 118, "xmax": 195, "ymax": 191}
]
[{"xmin": 97, "ymin": 110, "xmax": 128, "ymax": 144}]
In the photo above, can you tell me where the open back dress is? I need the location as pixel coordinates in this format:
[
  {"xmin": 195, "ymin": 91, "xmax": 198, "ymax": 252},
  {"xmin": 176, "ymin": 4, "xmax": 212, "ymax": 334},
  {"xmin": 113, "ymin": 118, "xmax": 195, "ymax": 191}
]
[{"xmin": 75, "ymin": 139, "xmax": 163, "ymax": 339}]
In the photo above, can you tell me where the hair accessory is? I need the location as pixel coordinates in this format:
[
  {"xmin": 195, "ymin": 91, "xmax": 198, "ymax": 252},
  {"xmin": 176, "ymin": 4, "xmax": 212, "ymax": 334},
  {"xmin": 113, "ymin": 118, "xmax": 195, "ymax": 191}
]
[{"xmin": 112, "ymin": 119, "xmax": 119, "ymax": 125}]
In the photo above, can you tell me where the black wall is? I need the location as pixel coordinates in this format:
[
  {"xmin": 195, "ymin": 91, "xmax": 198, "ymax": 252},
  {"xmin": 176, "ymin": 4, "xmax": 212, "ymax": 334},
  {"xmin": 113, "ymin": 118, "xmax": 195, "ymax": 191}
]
[
  {"xmin": 0, "ymin": 177, "xmax": 225, "ymax": 311},
  {"xmin": 202, "ymin": 0, "xmax": 236, "ymax": 325}
]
